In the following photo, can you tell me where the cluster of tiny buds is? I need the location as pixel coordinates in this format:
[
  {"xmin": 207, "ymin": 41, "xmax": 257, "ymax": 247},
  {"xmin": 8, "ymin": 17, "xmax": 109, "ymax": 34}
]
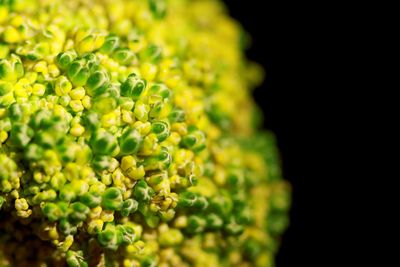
[{"xmin": 0, "ymin": 1, "xmax": 290, "ymax": 267}]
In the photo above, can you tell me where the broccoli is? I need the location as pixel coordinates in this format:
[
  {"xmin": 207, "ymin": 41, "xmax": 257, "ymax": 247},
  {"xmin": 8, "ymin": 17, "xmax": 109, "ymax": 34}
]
[{"xmin": 0, "ymin": 0, "xmax": 290, "ymax": 266}]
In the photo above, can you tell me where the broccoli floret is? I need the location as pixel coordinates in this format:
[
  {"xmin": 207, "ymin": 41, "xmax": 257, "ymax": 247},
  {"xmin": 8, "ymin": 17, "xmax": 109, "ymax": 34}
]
[{"xmin": 0, "ymin": 0, "xmax": 290, "ymax": 266}]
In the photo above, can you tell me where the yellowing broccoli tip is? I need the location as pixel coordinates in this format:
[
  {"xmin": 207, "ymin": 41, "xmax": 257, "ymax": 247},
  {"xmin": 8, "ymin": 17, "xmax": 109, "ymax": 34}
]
[{"xmin": 0, "ymin": 0, "xmax": 290, "ymax": 266}]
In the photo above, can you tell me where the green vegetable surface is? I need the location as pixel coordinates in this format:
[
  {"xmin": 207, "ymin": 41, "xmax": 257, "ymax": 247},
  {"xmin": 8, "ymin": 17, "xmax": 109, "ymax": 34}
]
[{"xmin": 0, "ymin": 0, "xmax": 290, "ymax": 266}]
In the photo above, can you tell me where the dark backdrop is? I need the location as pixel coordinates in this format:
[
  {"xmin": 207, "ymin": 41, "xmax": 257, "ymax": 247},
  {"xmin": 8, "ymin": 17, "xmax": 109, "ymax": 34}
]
[
  {"xmin": 221, "ymin": 1, "xmax": 324, "ymax": 266},
  {"xmin": 219, "ymin": 1, "xmax": 383, "ymax": 266}
]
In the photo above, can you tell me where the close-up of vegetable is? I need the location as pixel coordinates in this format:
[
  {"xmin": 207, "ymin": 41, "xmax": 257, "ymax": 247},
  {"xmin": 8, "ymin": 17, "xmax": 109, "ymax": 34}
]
[{"xmin": 0, "ymin": 0, "xmax": 290, "ymax": 266}]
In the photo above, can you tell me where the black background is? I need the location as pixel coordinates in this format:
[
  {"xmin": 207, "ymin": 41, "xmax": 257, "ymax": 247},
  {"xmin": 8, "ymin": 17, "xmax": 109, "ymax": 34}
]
[{"xmin": 221, "ymin": 1, "xmax": 330, "ymax": 266}]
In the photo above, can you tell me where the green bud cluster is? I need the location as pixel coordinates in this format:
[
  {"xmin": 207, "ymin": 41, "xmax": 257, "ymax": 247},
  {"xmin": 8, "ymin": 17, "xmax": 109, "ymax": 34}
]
[{"xmin": 0, "ymin": 0, "xmax": 290, "ymax": 267}]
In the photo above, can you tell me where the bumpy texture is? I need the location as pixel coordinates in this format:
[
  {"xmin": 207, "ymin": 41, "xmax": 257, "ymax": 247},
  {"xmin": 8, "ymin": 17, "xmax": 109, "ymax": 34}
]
[{"xmin": 0, "ymin": 0, "xmax": 290, "ymax": 266}]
